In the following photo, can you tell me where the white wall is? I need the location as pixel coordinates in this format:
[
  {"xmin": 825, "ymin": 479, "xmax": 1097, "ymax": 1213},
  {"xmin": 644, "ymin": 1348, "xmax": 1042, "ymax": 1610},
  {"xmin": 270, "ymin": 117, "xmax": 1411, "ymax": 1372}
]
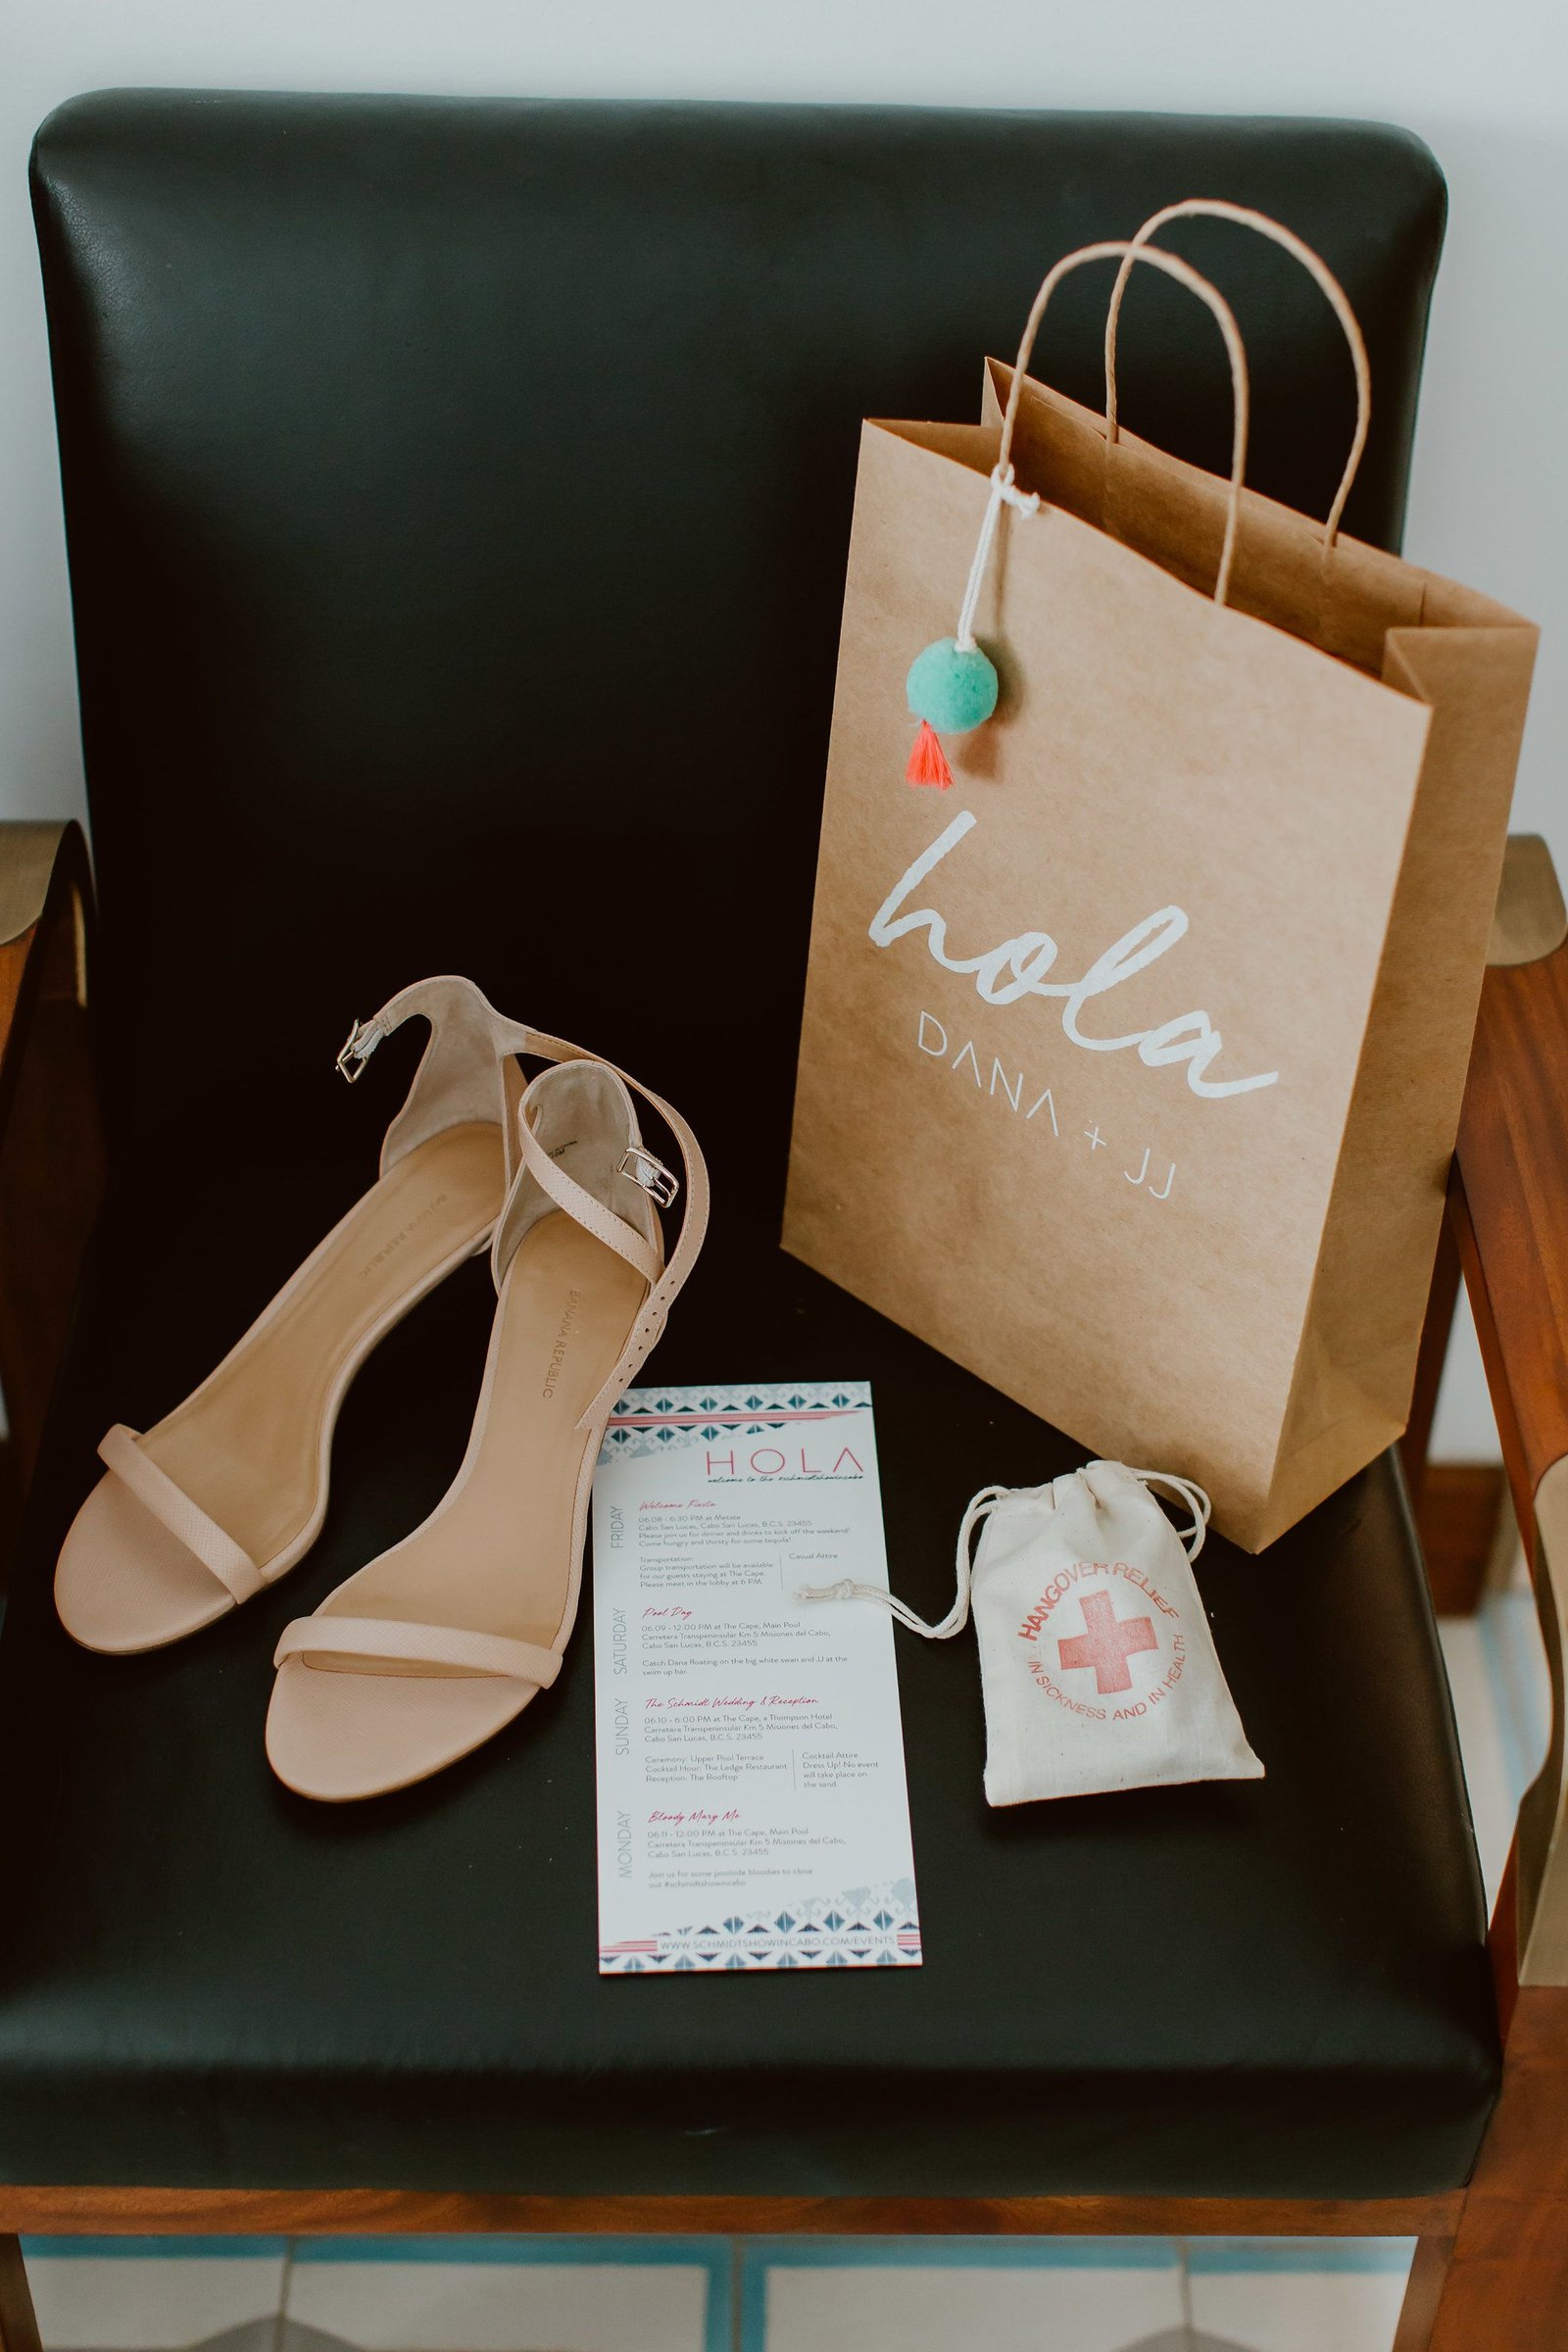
[{"xmin": 2, "ymin": 0, "xmax": 1562, "ymax": 1453}]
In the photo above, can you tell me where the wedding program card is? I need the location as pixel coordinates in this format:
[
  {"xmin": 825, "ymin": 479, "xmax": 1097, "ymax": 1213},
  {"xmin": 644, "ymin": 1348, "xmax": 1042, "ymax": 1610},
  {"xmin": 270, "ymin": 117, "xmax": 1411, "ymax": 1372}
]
[{"xmin": 591, "ymin": 1380, "xmax": 921, "ymax": 1974}]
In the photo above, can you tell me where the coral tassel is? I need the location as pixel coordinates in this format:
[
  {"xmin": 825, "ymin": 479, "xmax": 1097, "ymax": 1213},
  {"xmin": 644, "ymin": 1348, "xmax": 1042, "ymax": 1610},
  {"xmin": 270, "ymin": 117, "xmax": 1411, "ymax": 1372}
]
[{"xmin": 905, "ymin": 719, "xmax": 954, "ymax": 791}]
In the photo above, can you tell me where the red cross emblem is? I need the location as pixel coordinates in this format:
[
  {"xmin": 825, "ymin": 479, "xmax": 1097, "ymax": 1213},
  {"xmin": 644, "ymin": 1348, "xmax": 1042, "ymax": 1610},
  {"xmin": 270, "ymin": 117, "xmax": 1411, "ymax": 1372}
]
[{"xmin": 1057, "ymin": 1590, "xmax": 1158, "ymax": 1694}]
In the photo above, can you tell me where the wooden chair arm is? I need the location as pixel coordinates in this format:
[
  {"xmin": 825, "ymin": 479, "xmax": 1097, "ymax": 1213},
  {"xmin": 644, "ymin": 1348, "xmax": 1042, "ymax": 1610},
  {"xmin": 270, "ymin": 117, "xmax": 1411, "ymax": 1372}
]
[
  {"xmin": 1452, "ymin": 834, "xmax": 1568, "ymax": 1985},
  {"xmin": 0, "ymin": 821, "xmax": 102, "ymax": 1496}
]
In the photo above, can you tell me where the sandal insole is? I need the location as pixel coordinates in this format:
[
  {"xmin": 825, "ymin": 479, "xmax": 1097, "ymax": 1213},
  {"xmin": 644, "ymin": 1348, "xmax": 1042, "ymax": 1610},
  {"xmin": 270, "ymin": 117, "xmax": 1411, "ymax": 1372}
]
[
  {"xmin": 316, "ymin": 1211, "xmax": 647, "ymax": 1655},
  {"xmin": 144, "ymin": 1121, "xmax": 507, "ymax": 1568}
]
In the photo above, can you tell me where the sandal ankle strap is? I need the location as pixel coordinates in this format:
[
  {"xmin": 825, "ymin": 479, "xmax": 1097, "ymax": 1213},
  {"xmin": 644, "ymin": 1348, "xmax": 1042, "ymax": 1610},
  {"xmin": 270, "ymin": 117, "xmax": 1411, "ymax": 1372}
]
[
  {"xmin": 514, "ymin": 1092, "xmax": 665, "ymax": 1290},
  {"xmin": 335, "ymin": 975, "xmax": 536, "ymax": 1188},
  {"xmin": 336, "ymin": 991, "xmax": 709, "ymax": 1425},
  {"xmin": 491, "ymin": 1025, "xmax": 710, "ymax": 1435}
]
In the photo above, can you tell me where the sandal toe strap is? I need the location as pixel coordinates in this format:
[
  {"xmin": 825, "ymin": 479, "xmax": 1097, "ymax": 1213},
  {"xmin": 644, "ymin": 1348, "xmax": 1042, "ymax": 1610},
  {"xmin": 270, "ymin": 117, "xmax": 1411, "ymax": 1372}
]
[
  {"xmin": 273, "ymin": 1614, "xmax": 564, "ymax": 1685},
  {"xmin": 98, "ymin": 1424, "xmax": 266, "ymax": 1606}
]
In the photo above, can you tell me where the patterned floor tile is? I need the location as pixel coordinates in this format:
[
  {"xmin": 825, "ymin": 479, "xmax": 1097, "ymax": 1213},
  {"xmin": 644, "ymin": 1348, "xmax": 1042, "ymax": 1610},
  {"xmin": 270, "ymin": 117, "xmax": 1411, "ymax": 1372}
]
[
  {"xmin": 743, "ymin": 2237, "xmax": 1183, "ymax": 2352},
  {"xmin": 22, "ymin": 2241, "xmax": 288, "ymax": 2351},
  {"xmin": 285, "ymin": 2237, "xmax": 725, "ymax": 2352},
  {"xmin": 1186, "ymin": 2238, "xmax": 1414, "ymax": 2352}
]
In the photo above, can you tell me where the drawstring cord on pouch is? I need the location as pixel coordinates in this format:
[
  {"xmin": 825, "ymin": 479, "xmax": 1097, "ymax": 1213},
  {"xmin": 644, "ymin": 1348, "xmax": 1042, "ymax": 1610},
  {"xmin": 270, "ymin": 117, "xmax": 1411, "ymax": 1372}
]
[
  {"xmin": 796, "ymin": 1466, "xmax": 1210, "ymax": 1636},
  {"xmin": 795, "ymin": 1483, "xmax": 1007, "ymax": 1641},
  {"xmin": 1123, "ymin": 1467, "xmax": 1210, "ymax": 1559}
]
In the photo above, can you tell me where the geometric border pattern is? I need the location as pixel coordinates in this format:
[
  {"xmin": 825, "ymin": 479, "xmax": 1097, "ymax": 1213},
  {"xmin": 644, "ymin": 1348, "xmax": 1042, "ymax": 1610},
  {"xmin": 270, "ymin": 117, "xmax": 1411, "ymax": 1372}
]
[
  {"xmin": 599, "ymin": 1876, "xmax": 921, "ymax": 1972},
  {"xmin": 599, "ymin": 1380, "xmax": 872, "ymax": 1462}
]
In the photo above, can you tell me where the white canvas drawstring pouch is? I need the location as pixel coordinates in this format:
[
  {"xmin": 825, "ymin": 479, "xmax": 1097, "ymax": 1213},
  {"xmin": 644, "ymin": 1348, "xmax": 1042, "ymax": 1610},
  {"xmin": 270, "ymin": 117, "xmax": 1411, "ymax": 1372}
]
[{"xmin": 802, "ymin": 1460, "xmax": 1262, "ymax": 1805}]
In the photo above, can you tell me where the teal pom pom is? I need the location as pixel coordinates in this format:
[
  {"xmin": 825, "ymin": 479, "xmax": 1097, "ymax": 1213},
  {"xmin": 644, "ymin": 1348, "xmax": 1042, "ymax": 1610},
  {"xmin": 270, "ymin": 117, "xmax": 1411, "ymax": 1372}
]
[{"xmin": 906, "ymin": 636, "xmax": 999, "ymax": 735}]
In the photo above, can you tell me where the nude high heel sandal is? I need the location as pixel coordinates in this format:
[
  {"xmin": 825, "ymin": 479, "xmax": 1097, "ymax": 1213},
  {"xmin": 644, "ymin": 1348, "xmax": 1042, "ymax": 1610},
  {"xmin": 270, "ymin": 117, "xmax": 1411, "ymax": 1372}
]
[
  {"xmin": 55, "ymin": 976, "xmax": 535, "ymax": 1654},
  {"xmin": 266, "ymin": 1033, "xmax": 708, "ymax": 1801}
]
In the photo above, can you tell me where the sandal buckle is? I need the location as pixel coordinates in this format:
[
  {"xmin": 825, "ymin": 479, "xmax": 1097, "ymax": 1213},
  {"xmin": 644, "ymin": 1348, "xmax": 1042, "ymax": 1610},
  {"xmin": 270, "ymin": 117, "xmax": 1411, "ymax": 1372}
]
[
  {"xmin": 619, "ymin": 1145, "xmax": 679, "ymax": 1209},
  {"xmin": 335, "ymin": 1017, "xmax": 383, "ymax": 1083}
]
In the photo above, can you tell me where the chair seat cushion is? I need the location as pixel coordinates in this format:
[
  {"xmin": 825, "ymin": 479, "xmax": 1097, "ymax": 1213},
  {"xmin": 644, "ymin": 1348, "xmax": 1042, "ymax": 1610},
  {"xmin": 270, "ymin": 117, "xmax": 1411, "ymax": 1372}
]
[{"xmin": 0, "ymin": 1143, "xmax": 1498, "ymax": 2200}]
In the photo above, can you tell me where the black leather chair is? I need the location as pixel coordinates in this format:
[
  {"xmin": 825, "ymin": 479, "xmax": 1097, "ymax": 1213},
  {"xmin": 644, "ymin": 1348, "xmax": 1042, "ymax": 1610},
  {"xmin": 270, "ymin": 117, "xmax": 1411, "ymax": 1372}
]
[{"xmin": 0, "ymin": 89, "xmax": 1562, "ymax": 2351}]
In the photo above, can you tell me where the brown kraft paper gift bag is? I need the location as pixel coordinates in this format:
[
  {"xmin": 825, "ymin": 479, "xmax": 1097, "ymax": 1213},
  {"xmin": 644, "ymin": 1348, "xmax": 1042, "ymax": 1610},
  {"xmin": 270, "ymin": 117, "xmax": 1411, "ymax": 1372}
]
[{"xmin": 782, "ymin": 202, "xmax": 1537, "ymax": 1551}]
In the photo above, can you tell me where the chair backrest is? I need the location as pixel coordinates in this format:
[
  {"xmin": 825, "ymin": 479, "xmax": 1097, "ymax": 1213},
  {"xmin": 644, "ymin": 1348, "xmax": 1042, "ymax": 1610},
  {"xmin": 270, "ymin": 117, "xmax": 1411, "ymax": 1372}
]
[{"xmin": 31, "ymin": 92, "xmax": 1445, "ymax": 1196}]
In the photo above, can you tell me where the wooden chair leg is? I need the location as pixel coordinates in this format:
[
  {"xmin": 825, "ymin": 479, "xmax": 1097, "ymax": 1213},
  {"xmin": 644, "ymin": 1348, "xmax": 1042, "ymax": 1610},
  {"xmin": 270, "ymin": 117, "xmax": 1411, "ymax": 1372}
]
[
  {"xmin": 1393, "ymin": 2233, "xmax": 1454, "ymax": 2351},
  {"xmin": 0, "ymin": 2237, "xmax": 42, "ymax": 2352},
  {"xmin": 1417, "ymin": 1463, "xmax": 1508, "ymax": 1616},
  {"xmin": 1425, "ymin": 1987, "xmax": 1568, "ymax": 2349}
]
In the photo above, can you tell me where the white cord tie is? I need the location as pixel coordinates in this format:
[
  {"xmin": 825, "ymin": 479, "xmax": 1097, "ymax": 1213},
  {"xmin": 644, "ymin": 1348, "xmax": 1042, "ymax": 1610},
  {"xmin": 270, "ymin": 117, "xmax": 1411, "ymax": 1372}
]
[
  {"xmin": 1126, "ymin": 1467, "xmax": 1211, "ymax": 1559},
  {"xmin": 954, "ymin": 465, "xmax": 1042, "ymax": 654},
  {"xmin": 798, "ymin": 1484, "xmax": 1008, "ymax": 1640},
  {"xmin": 798, "ymin": 1468, "xmax": 1211, "ymax": 1638}
]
